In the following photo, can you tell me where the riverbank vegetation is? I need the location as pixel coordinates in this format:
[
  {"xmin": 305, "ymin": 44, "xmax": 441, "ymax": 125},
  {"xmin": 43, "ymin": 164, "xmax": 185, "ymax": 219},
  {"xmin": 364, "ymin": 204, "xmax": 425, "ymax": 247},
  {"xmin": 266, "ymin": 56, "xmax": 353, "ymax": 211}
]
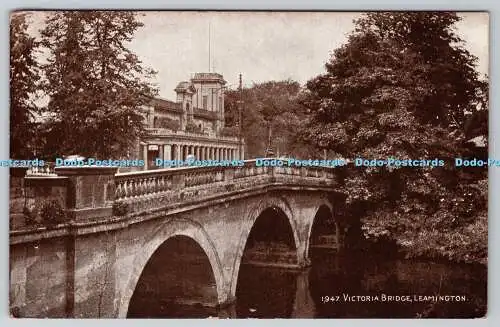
[{"xmin": 226, "ymin": 12, "xmax": 488, "ymax": 265}]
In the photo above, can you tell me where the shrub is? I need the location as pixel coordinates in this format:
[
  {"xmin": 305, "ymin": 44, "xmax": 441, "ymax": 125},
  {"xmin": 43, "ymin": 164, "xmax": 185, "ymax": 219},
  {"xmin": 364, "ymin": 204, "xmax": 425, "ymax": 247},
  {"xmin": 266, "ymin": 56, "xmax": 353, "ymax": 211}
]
[
  {"xmin": 112, "ymin": 201, "xmax": 129, "ymax": 216},
  {"xmin": 39, "ymin": 200, "xmax": 66, "ymax": 227},
  {"xmin": 23, "ymin": 206, "xmax": 37, "ymax": 226}
]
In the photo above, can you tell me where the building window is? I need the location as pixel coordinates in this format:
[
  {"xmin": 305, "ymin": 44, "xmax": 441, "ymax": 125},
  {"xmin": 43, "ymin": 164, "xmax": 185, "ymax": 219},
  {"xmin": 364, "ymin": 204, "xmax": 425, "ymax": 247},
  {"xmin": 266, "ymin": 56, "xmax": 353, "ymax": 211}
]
[
  {"xmin": 203, "ymin": 96, "xmax": 208, "ymax": 110},
  {"xmin": 219, "ymin": 96, "xmax": 222, "ymax": 112}
]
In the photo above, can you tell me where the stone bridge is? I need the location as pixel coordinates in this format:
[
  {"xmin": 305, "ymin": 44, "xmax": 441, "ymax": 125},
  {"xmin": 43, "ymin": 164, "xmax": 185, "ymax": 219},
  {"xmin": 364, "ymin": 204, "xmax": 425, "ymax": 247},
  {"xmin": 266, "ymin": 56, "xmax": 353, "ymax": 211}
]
[{"xmin": 9, "ymin": 161, "xmax": 351, "ymax": 318}]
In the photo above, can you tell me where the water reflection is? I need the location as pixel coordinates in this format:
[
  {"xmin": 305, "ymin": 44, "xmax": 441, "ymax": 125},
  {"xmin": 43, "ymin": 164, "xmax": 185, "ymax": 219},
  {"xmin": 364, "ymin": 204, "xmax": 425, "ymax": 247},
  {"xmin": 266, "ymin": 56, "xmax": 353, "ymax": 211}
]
[
  {"xmin": 235, "ymin": 265, "xmax": 297, "ymax": 318},
  {"xmin": 129, "ymin": 247, "xmax": 486, "ymax": 318},
  {"xmin": 236, "ymin": 249, "xmax": 486, "ymax": 318}
]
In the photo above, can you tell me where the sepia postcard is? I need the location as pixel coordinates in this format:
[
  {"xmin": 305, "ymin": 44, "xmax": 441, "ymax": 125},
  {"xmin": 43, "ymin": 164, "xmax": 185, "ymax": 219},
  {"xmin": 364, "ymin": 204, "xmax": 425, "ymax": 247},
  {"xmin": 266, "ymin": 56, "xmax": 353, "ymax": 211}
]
[{"xmin": 9, "ymin": 11, "xmax": 488, "ymax": 318}]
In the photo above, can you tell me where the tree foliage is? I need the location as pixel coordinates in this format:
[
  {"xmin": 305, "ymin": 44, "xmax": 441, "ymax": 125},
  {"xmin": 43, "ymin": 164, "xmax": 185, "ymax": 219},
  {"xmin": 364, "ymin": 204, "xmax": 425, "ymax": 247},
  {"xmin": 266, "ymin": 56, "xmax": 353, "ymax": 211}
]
[
  {"xmin": 300, "ymin": 12, "xmax": 488, "ymax": 263},
  {"xmin": 10, "ymin": 13, "xmax": 41, "ymax": 158},
  {"xmin": 355, "ymin": 12, "xmax": 488, "ymax": 129},
  {"xmin": 39, "ymin": 11, "xmax": 158, "ymax": 159},
  {"xmin": 225, "ymin": 80, "xmax": 313, "ymax": 158}
]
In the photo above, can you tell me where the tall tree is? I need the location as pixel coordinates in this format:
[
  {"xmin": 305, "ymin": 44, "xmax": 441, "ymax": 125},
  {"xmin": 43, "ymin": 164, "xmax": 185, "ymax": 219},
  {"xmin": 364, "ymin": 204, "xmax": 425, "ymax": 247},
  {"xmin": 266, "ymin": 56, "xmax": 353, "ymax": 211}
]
[
  {"xmin": 225, "ymin": 80, "xmax": 312, "ymax": 158},
  {"xmin": 10, "ymin": 13, "xmax": 40, "ymax": 159},
  {"xmin": 300, "ymin": 12, "xmax": 487, "ymax": 263},
  {"xmin": 40, "ymin": 11, "xmax": 158, "ymax": 159},
  {"xmin": 355, "ymin": 12, "xmax": 486, "ymax": 129}
]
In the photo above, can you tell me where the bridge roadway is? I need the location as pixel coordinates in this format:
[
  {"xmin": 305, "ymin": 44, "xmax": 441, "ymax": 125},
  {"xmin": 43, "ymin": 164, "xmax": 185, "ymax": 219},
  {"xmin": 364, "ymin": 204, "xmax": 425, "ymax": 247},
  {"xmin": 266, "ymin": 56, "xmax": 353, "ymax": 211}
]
[{"xmin": 9, "ymin": 160, "xmax": 348, "ymax": 318}]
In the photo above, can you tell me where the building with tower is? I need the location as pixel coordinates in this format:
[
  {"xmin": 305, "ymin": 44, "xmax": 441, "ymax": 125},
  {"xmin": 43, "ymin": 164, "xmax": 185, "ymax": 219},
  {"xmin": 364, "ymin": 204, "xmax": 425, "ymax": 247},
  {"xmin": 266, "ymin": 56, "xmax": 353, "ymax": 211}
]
[{"xmin": 133, "ymin": 72, "xmax": 244, "ymax": 170}]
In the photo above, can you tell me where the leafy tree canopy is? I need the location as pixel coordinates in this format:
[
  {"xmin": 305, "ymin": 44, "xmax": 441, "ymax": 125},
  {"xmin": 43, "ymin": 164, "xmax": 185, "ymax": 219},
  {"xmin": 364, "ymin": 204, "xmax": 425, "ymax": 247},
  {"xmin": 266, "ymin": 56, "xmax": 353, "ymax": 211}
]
[
  {"xmin": 10, "ymin": 13, "xmax": 41, "ymax": 159},
  {"xmin": 39, "ymin": 11, "xmax": 158, "ymax": 159},
  {"xmin": 299, "ymin": 12, "xmax": 488, "ymax": 263},
  {"xmin": 225, "ymin": 80, "xmax": 313, "ymax": 158}
]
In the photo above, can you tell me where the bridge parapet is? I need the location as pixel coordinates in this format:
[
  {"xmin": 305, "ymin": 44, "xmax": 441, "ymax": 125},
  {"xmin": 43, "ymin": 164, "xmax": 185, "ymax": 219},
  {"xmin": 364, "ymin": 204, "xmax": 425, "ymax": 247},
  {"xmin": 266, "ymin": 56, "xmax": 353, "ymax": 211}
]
[
  {"xmin": 10, "ymin": 161, "xmax": 340, "ymax": 236},
  {"xmin": 10, "ymin": 167, "xmax": 118, "ymax": 236},
  {"xmin": 114, "ymin": 160, "xmax": 338, "ymax": 216}
]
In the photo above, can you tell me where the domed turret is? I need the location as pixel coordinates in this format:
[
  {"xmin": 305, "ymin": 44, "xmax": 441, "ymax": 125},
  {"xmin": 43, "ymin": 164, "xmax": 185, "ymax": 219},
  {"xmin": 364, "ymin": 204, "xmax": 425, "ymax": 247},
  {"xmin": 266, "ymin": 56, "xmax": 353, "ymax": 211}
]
[{"xmin": 175, "ymin": 81, "xmax": 196, "ymax": 130}]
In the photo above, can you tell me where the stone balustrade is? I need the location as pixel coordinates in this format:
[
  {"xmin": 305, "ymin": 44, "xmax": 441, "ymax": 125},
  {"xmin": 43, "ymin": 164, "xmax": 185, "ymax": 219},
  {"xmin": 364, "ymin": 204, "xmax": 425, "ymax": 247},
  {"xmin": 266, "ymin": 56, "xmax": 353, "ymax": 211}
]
[
  {"xmin": 145, "ymin": 127, "xmax": 240, "ymax": 142},
  {"xmin": 114, "ymin": 160, "xmax": 338, "ymax": 215},
  {"xmin": 10, "ymin": 160, "xmax": 339, "ymax": 232}
]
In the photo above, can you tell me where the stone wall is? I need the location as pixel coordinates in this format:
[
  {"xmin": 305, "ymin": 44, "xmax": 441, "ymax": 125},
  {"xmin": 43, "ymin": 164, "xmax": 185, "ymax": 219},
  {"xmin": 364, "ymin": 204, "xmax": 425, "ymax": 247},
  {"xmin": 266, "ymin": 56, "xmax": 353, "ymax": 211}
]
[
  {"xmin": 10, "ymin": 237, "xmax": 69, "ymax": 317},
  {"xmin": 10, "ymin": 176, "xmax": 25, "ymax": 230}
]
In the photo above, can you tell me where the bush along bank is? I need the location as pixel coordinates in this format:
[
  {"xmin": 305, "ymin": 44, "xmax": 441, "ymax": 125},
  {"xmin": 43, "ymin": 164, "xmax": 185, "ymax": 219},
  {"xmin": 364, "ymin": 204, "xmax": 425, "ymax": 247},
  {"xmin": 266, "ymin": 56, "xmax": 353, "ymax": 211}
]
[
  {"xmin": 335, "ymin": 165, "xmax": 488, "ymax": 266},
  {"xmin": 359, "ymin": 209, "xmax": 487, "ymax": 266}
]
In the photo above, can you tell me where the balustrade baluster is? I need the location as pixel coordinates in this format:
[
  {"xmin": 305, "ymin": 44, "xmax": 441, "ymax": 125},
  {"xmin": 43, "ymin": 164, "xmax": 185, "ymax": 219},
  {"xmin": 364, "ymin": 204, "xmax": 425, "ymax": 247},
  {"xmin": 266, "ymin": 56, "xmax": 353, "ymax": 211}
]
[
  {"xmin": 125, "ymin": 180, "xmax": 131, "ymax": 198},
  {"xmin": 125, "ymin": 181, "xmax": 130, "ymax": 198},
  {"xmin": 116, "ymin": 182, "xmax": 123, "ymax": 199},
  {"xmin": 143, "ymin": 178, "xmax": 149, "ymax": 195},
  {"xmin": 128, "ymin": 180, "xmax": 135, "ymax": 198},
  {"xmin": 114, "ymin": 182, "xmax": 120, "ymax": 199},
  {"xmin": 145, "ymin": 178, "xmax": 150, "ymax": 194},
  {"xmin": 129, "ymin": 180, "xmax": 135, "ymax": 198},
  {"xmin": 133, "ymin": 179, "xmax": 139, "ymax": 197},
  {"xmin": 136, "ymin": 179, "xmax": 143, "ymax": 197},
  {"xmin": 155, "ymin": 176, "xmax": 161, "ymax": 192},
  {"xmin": 128, "ymin": 179, "xmax": 134, "ymax": 197},
  {"xmin": 158, "ymin": 176, "xmax": 165, "ymax": 192},
  {"xmin": 155, "ymin": 176, "xmax": 160, "ymax": 193},
  {"xmin": 145, "ymin": 177, "xmax": 151, "ymax": 194},
  {"xmin": 121, "ymin": 181, "xmax": 127, "ymax": 199},
  {"xmin": 166, "ymin": 176, "xmax": 171, "ymax": 190},
  {"xmin": 149, "ymin": 177, "xmax": 155, "ymax": 194},
  {"xmin": 165, "ymin": 175, "xmax": 170, "ymax": 190},
  {"xmin": 146, "ymin": 177, "xmax": 152, "ymax": 194}
]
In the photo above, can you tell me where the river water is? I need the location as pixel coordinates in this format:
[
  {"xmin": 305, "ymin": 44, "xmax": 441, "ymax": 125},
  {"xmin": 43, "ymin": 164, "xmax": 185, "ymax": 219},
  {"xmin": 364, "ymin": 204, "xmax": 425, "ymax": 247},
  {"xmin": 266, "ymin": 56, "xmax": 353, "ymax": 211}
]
[
  {"xmin": 128, "ymin": 248, "xmax": 486, "ymax": 318},
  {"xmin": 235, "ymin": 250, "xmax": 486, "ymax": 318}
]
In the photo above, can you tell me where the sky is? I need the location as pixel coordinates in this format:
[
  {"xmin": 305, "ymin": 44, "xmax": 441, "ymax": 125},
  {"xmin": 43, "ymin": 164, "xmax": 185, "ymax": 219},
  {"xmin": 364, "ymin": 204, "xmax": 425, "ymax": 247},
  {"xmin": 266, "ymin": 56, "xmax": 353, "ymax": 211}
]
[{"xmin": 25, "ymin": 11, "xmax": 489, "ymax": 100}]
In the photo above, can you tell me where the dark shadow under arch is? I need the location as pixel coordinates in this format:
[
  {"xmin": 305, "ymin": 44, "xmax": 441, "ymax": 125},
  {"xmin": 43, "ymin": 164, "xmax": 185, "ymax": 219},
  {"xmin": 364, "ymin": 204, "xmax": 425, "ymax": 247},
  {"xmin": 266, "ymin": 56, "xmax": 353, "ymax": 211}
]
[
  {"xmin": 235, "ymin": 206, "xmax": 298, "ymax": 318},
  {"xmin": 126, "ymin": 235, "xmax": 218, "ymax": 318},
  {"xmin": 308, "ymin": 205, "xmax": 338, "ymax": 258}
]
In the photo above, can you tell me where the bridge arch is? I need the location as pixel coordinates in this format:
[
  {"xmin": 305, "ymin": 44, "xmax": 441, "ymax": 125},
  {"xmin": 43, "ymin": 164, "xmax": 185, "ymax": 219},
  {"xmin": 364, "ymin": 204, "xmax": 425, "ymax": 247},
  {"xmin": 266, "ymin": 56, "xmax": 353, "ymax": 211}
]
[
  {"xmin": 229, "ymin": 195, "xmax": 300, "ymax": 297},
  {"xmin": 118, "ymin": 218, "xmax": 225, "ymax": 318},
  {"xmin": 306, "ymin": 201, "xmax": 338, "ymax": 256}
]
